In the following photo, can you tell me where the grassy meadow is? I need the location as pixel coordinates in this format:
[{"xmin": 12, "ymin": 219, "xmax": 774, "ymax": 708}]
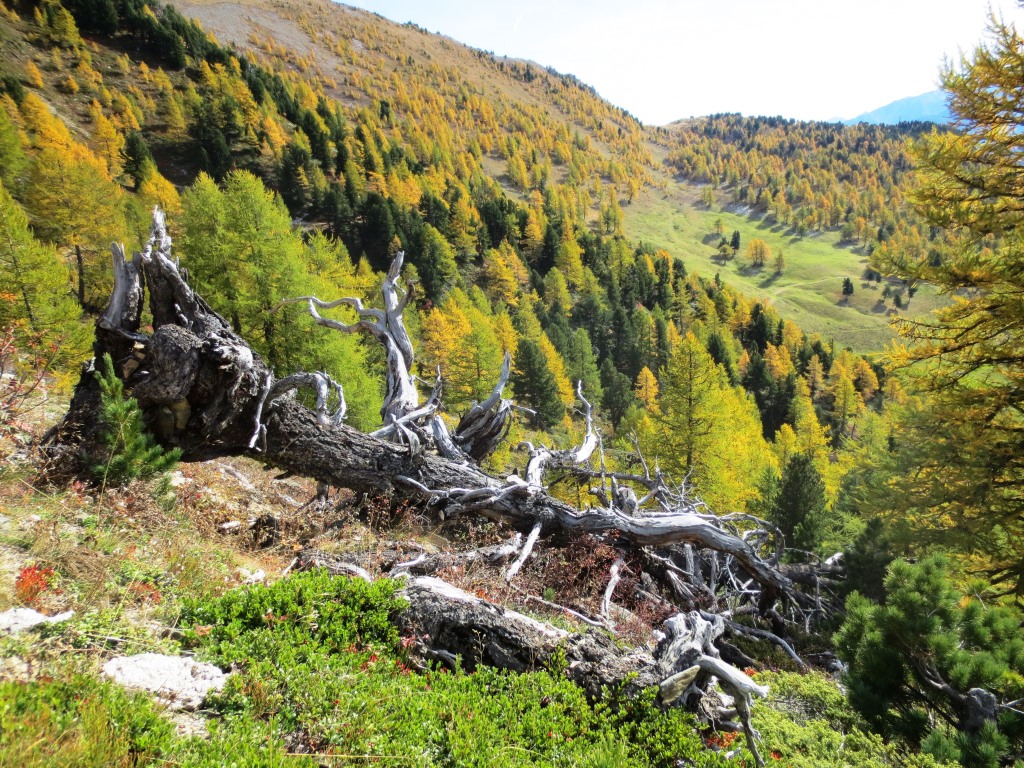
[{"xmin": 625, "ymin": 180, "xmax": 945, "ymax": 354}]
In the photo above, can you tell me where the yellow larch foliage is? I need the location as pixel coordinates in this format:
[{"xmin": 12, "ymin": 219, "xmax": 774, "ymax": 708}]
[
  {"xmin": 537, "ymin": 333, "xmax": 575, "ymax": 406},
  {"xmin": 730, "ymin": 296, "xmax": 752, "ymax": 336},
  {"xmin": 555, "ymin": 222, "xmax": 584, "ymax": 289},
  {"xmin": 521, "ymin": 209, "xmax": 544, "ymax": 262},
  {"xmin": 110, "ymin": 92, "xmax": 141, "ymax": 131},
  {"xmin": 781, "ymin": 320, "xmax": 803, "ymax": 358},
  {"xmin": 764, "ymin": 343, "xmax": 795, "ymax": 380},
  {"xmin": 805, "ymin": 354, "xmax": 826, "ymax": 401},
  {"xmin": 137, "ymin": 163, "xmax": 182, "ymax": 218},
  {"xmin": 852, "ymin": 358, "xmax": 879, "ymax": 401},
  {"xmin": 88, "ymin": 101, "xmax": 124, "ymax": 178},
  {"xmin": 385, "ymin": 166, "xmax": 422, "ymax": 209},
  {"xmin": 482, "ymin": 246, "xmax": 521, "ymax": 308},
  {"xmin": 647, "ymin": 332, "xmax": 772, "ymax": 511},
  {"xmin": 665, "ymin": 321, "xmax": 683, "ymax": 352},
  {"xmin": 419, "ymin": 306, "xmax": 460, "ymax": 381},
  {"xmin": 25, "ymin": 61, "xmax": 44, "ymax": 89},
  {"xmin": 634, "ymin": 366, "xmax": 660, "ymax": 412},
  {"xmin": 542, "ymin": 269, "xmax": 571, "ymax": 313},
  {"xmin": 448, "ymin": 192, "xmax": 481, "ymax": 255},
  {"xmin": 789, "ymin": 377, "xmax": 830, "ymax": 466},
  {"xmin": 773, "ymin": 423, "xmax": 799, "ymax": 471},
  {"xmin": 149, "ymin": 68, "xmax": 173, "ymax": 93},
  {"xmin": 827, "ymin": 361, "xmax": 864, "ymax": 428},
  {"xmin": 75, "ymin": 60, "xmax": 103, "ymax": 93},
  {"xmin": 163, "ymin": 91, "xmax": 187, "ymax": 138},
  {"xmin": 882, "ymin": 376, "xmax": 907, "ymax": 407},
  {"xmin": 127, "ymin": 85, "xmax": 156, "ymax": 119},
  {"xmin": 20, "ymin": 93, "xmax": 92, "ymax": 163},
  {"xmin": 260, "ymin": 113, "xmax": 289, "ymax": 156},
  {"xmin": 493, "ymin": 311, "xmax": 518, "ymax": 360},
  {"xmin": 57, "ymin": 74, "xmax": 79, "ymax": 95}
]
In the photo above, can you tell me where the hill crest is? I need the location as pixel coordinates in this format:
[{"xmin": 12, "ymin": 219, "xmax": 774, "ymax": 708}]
[{"xmin": 843, "ymin": 89, "xmax": 950, "ymax": 125}]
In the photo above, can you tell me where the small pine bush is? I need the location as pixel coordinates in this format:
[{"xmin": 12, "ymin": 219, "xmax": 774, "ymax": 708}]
[{"xmin": 92, "ymin": 353, "xmax": 180, "ymax": 486}]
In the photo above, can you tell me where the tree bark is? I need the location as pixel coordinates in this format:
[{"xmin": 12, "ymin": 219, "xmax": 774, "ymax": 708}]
[{"xmin": 48, "ymin": 210, "xmax": 810, "ymax": 763}]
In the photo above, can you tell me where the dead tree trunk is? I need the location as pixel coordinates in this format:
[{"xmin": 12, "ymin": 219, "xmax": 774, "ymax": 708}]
[
  {"xmin": 48, "ymin": 210, "xmax": 819, "ymax": 764},
  {"xmin": 50, "ymin": 211, "xmax": 793, "ymax": 593}
]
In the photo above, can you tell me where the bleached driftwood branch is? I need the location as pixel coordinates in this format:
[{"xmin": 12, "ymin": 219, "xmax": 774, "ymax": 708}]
[{"xmin": 50, "ymin": 209, "xmax": 824, "ymax": 768}]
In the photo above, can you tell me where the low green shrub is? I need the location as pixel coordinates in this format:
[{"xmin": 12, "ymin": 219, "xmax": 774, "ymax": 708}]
[
  {"xmin": 753, "ymin": 670, "xmax": 955, "ymax": 767},
  {"xmin": 180, "ymin": 570, "xmax": 730, "ymax": 767},
  {"xmin": 179, "ymin": 567, "xmax": 406, "ymax": 661}
]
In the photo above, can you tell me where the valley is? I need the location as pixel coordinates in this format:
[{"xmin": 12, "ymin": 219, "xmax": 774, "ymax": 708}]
[{"xmin": 0, "ymin": 0, "xmax": 1021, "ymax": 766}]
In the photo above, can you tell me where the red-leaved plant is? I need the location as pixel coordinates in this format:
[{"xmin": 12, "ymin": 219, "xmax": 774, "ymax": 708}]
[{"xmin": 15, "ymin": 563, "xmax": 55, "ymax": 606}]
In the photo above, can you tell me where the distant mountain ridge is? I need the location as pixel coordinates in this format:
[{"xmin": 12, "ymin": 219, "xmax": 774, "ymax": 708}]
[{"xmin": 844, "ymin": 90, "xmax": 950, "ymax": 125}]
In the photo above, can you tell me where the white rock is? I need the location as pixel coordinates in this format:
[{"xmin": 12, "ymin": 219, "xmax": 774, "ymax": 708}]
[
  {"xmin": 238, "ymin": 568, "xmax": 266, "ymax": 584},
  {"xmin": 0, "ymin": 607, "xmax": 74, "ymax": 635},
  {"xmin": 168, "ymin": 471, "xmax": 191, "ymax": 488},
  {"xmin": 102, "ymin": 653, "xmax": 229, "ymax": 711}
]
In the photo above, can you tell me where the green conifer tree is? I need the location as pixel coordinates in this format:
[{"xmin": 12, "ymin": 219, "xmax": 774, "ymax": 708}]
[
  {"xmin": 512, "ymin": 339, "xmax": 565, "ymax": 429},
  {"xmin": 92, "ymin": 354, "xmax": 181, "ymax": 486},
  {"xmin": 770, "ymin": 453, "xmax": 827, "ymax": 553},
  {"xmin": 0, "ymin": 180, "xmax": 88, "ymax": 371},
  {"xmin": 835, "ymin": 555, "xmax": 1024, "ymax": 766},
  {"xmin": 0, "ymin": 104, "xmax": 27, "ymax": 193}
]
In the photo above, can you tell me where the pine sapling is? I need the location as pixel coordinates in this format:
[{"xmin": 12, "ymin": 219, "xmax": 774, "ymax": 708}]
[{"xmin": 92, "ymin": 353, "xmax": 181, "ymax": 487}]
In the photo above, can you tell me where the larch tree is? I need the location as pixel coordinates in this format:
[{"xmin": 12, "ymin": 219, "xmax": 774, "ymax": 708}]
[
  {"xmin": 427, "ymin": 290, "xmax": 505, "ymax": 413},
  {"xmin": 788, "ymin": 377, "xmax": 830, "ymax": 467},
  {"xmin": 536, "ymin": 332, "xmax": 575, "ymax": 407},
  {"xmin": 0, "ymin": 181, "xmax": 88, "ymax": 369},
  {"xmin": 872, "ymin": 16, "xmax": 1024, "ymax": 593},
  {"xmin": 634, "ymin": 366, "xmax": 659, "ymax": 412},
  {"xmin": 0, "ymin": 99, "xmax": 27, "ymax": 193},
  {"xmin": 24, "ymin": 145, "xmax": 127, "ymax": 312},
  {"xmin": 88, "ymin": 101, "xmax": 124, "ymax": 179},
  {"xmin": 746, "ymin": 238, "xmax": 770, "ymax": 268},
  {"xmin": 649, "ymin": 332, "xmax": 769, "ymax": 510},
  {"xmin": 554, "ymin": 221, "xmax": 585, "ymax": 289},
  {"xmin": 178, "ymin": 170, "xmax": 385, "ymax": 427},
  {"xmin": 481, "ymin": 243, "xmax": 522, "ymax": 307}
]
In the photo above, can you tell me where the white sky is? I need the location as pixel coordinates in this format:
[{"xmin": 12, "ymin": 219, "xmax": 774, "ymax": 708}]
[{"xmin": 338, "ymin": 1, "xmax": 1024, "ymax": 125}]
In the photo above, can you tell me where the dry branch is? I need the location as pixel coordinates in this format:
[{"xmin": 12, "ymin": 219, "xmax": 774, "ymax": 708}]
[{"xmin": 47, "ymin": 209, "xmax": 835, "ymax": 762}]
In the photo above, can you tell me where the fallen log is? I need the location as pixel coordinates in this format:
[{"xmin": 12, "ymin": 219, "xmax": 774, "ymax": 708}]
[
  {"xmin": 47, "ymin": 210, "xmax": 820, "ymax": 764},
  {"xmin": 48, "ymin": 211, "xmax": 793, "ymax": 598}
]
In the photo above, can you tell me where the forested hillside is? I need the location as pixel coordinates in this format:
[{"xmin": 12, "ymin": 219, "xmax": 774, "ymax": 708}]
[
  {"xmin": 0, "ymin": 0, "xmax": 1022, "ymax": 766},
  {"xmin": 0, "ymin": 0, "xmax": 898, "ymax": 503}
]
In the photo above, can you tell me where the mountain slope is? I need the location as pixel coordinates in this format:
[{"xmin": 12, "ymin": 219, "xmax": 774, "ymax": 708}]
[
  {"xmin": 173, "ymin": 0, "xmax": 939, "ymax": 352},
  {"xmin": 844, "ymin": 90, "xmax": 950, "ymax": 125}
]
